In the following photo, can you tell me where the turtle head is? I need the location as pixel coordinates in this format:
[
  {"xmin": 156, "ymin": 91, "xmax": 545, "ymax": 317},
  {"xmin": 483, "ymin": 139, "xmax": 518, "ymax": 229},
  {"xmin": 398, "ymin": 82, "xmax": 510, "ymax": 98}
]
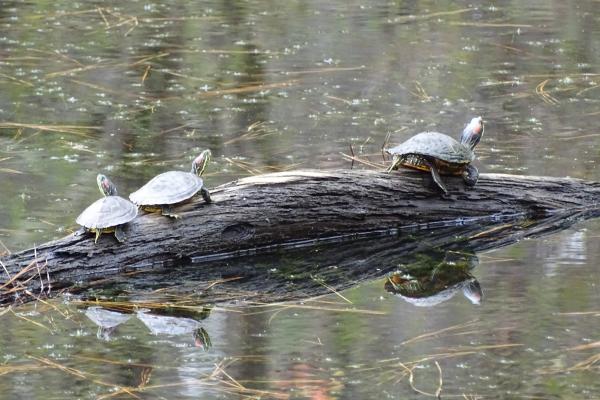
[
  {"xmin": 460, "ymin": 117, "xmax": 484, "ymax": 150},
  {"xmin": 191, "ymin": 149, "xmax": 211, "ymax": 176},
  {"xmin": 96, "ymin": 174, "xmax": 118, "ymax": 196},
  {"xmin": 462, "ymin": 278, "xmax": 483, "ymax": 305}
]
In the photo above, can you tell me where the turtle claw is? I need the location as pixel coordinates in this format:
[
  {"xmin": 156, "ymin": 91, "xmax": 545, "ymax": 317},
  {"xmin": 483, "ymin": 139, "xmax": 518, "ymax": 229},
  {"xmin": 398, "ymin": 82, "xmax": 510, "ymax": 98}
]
[
  {"xmin": 161, "ymin": 206, "xmax": 180, "ymax": 219},
  {"xmin": 114, "ymin": 226, "xmax": 127, "ymax": 243},
  {"xmin": 463, "ymin": 165, "xmax": 479, "ymax": 187},
  {"xmin": 200, "ymin": 187, "xmax": 212, "ymax": 204}
]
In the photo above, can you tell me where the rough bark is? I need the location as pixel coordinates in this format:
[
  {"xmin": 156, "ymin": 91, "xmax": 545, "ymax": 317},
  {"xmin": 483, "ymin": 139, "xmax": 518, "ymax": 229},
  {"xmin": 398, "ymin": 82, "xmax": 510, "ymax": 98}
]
[{"xmin": 1, "ymin": 169, "xmax": 600, "ymax": 305}]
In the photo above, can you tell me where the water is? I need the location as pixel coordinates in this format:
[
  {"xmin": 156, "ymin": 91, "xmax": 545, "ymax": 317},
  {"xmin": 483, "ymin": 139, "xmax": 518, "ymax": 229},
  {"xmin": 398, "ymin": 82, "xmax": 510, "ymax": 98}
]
[{"xmin": 1, "ymin": 1, "xmax": 600, "ymax": 398}]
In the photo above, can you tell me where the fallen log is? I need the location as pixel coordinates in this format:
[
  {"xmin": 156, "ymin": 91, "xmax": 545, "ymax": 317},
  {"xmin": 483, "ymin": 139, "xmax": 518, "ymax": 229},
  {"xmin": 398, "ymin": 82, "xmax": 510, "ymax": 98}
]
[{"xmin": 1, "ymin": 169, "xmax": 600, "ymax": 305}]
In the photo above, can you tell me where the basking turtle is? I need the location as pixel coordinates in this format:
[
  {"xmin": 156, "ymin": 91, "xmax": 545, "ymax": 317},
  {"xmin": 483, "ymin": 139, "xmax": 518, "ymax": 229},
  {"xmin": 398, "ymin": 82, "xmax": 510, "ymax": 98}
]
[
  {"xmin": 386, "ymin": 117, "xmax": 484, "ymax": 195},
  {"xmin": 129, "ymin": 149, "xmax": 212, "ymax": 218},
  {"xmin": 76, "ymin": 174, "xmax": 138, "ymax": 243}
]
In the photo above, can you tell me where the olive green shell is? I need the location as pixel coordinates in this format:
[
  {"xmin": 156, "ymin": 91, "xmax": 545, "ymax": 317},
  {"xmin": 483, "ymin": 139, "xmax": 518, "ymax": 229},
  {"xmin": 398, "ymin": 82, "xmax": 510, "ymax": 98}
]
[
  {"xmin": 76, "ymin": 196, "xmax": 138, "ymax": 229},
  {"xmin": 386, "ymin": 132, "xmax": 474, "ymax": 165},
  {"xmin": 129, "ymin": 171, "xmax": 204, "ymax": 206}
]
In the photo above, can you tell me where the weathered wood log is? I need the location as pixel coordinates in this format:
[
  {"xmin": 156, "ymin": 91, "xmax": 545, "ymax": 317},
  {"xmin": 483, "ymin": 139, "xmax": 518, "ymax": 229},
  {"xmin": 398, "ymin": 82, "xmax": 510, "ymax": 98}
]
[{"xmin": 2, "ymin": 169, "xmax": 600, "ymax": 305}]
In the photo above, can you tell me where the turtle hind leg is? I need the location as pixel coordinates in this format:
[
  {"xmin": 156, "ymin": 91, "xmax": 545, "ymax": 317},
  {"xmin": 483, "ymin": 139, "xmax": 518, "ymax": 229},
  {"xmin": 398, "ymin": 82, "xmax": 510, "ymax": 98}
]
[
  {"xmin": 200, "ymin": 187, "xmax": 212, "ymax": 204},
  {"xmin": 463, "ymin": 164, "xmax": 479, "ymax": 187},
  {"xmin": 114, "ymin": 226, "xmax": 127, "ymax": 243},
  {"xmin": 94, "ymin": 230, "xmax": 102, "ymax": 244},
  {"xmin": 161, "ymin": 205, "xmax": 180, "ymax": 219},
  {"xmin": 422, "ymin": 158, "xmax": 449, "ymax": 195}
]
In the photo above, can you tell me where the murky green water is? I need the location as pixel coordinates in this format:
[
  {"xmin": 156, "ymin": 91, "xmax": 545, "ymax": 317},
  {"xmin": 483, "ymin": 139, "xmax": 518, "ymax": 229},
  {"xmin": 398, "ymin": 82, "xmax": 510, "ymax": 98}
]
[{"xmin": 2, "ymin": 1, "xmax": 600, "ymax": 398}]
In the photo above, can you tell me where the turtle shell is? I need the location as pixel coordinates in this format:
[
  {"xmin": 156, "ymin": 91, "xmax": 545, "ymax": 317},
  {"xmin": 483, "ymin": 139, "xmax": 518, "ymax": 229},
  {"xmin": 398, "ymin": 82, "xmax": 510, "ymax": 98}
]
[
  {"xmin": 387, "ymin": 132, "xmax": 474, "ymax": 165},
  {"xmin": 129, "ymin": 171, "xmax": 204, "ymax": 206},
  {"xmin": 76, "ymin": 196, "xmax": 138, "ymax": 229}
]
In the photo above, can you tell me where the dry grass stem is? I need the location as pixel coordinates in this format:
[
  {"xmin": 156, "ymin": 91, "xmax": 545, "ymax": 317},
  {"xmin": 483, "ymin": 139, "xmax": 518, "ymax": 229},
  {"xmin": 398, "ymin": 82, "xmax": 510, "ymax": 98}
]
[
  {"xmin": 0, "ymin": 72, "xmax": 34, "ymax": 87},
  {"xmin": 558, "ymin": 310, "xmax": 600, "ymax": 316},
  {"xmin": 435, "ymin": 361, "xmax": 443, "ymax": 398},
  {"xmin": 224, "ymin": 157, "xmax": 264, "ymax": 175},
  {"xmin": 398, "ymin": 361, "xmax": 439, "ymax": 397},
  {"xmin": 340, "ymin": 152, "xmax": 385, "ymax": 169},
  {"xmin": 541, "ymin": 353, "xmax": 600, "ymax": 374},
  {"xmin": 141, "ymin": 65, "xmax": 151, "ymax": 83},
  {"xmin": 27, "ymin": 48, "xmax": 84, "ymax": 66},
  {"xmin": 157, "ymin": 68, "xmax": 211, "ymax": 82},
  {"xmin": 401, "ymin": 320, "xmax": 480, "ymax": 346},
  {"xmin": 197, "ymin": 80, "xmax": 298, "ymax": 98},
  {"xmin": 568, "ymin": 341, "xmax": 600, "ymax": 351},
  {"xmin": 69, "ymin": 79, "xmax": 152, "ymax": 100},
  {"xmin": 391, "ymin": 8, "xmax": 473, "ymax": 24},
  {"xmin": 325, "ymin": 95, "xmax": 353, "ymax": 105},
  {"xmin": 576, "ymin": 84, "xmax": 600, "ymax": 96},
  {"xmin": 0, "ymin": 363, "xmax": 47, "ymax": 376},
  {"xmin": 311, "ymin": 276, "xmax": 353, "ymax": 304},
  {"xmin": 450, "ymin": 22, "xmax": 533, "ymax": 28},
  {"xmin": 411, "ymin": 81, "xmax": 433, "ymax": 102},
  {"xmin": 467, "ymin": 223, "xmax": 514, "ymax": 240},
  {"xmin": 0, "ymin": 168, "xmax": 25, "ymax": 174},
  {"xmin": 224, "ymin": 121, "xmax": 279, "ymax": 146},
  {"xmin": 558, "ymin": 133, "xmax": 600, "ymax": 141},
  {"xmin": 535, "ymin": 79, "xmax": 560, "ymax": 105},
  {"xmin": 9, "ymin": 308, "xmax": 52, "ymax": 332},
  {"xmin": 244, "ymin": 302, "xmax": 386, "ymax": 315},
  {"xmin": 0, "ymin": 122, "xmax": 100, "ymax": 136}
]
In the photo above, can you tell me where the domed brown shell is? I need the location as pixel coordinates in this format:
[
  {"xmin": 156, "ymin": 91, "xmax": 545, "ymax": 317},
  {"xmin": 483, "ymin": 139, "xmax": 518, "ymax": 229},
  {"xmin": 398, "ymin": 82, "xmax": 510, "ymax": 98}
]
[
  {"xmin": 129, "ymin": 171, "xmax": 204, "ymax": 206},
  {"xmin": 387, "ymin": 132, "xmax": 475, "ymax": 165},
  {"xmin": 76, "ymin": 196, "xmax": 137, "ymax": 229}
]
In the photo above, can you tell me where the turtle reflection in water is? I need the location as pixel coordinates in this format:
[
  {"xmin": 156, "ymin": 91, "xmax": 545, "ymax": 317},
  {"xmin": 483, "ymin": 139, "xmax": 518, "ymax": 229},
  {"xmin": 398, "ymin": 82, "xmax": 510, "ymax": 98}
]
[
  {"xmin": 384, "ymin": 251, "xmax": 483, "ymax": 307},
  {"xmin": 386, "ymin": 117, "xmax": 484, "ymax": 195},
  {"xmin": 84, "ymin": 306, "xmax": 132, "ymax": 341},
  {"xmin": 136, "ymin": 310, "xmax": 212, "ymax": 350}
]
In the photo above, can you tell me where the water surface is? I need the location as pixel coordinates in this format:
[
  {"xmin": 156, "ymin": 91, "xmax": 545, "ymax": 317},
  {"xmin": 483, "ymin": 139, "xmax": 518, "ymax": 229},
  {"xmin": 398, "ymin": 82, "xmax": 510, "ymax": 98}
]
[{"xmin": 1, "ymin": 1, "xmax": 600, "ymax": 398}]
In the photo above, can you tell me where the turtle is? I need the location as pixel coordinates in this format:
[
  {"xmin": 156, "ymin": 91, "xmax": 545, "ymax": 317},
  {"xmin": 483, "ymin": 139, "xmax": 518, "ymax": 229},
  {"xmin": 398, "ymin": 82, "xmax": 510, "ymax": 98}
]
[
  {"xmin": 129, "ymin": 149, "xmax": 212, "ymax": 218},
  {"xmin": 76, "ymin": 174, "xmax": 138, "ymax": 243},
  {"xmin": 386, "ymin": 117, "xmax": 484, "ymax": 195}
]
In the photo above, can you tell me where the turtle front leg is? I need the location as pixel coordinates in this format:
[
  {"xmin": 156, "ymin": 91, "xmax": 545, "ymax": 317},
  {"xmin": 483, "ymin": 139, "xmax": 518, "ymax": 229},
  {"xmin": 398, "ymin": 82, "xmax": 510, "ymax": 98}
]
[
  {"xmin": 200, "ymin": 187, "xmax": 212, "ymax": 204},
  {"xmin": 387, "ymin": 155, "xmax": 401, "ymax": 173},
  {"xmin": 161, "ymin": 205, "xmax": 180, "ymax": 219},
  {"xmin": 114, "ymin": 226, "xmax": 127, "ymax": 243},
  {"xmin": 462, "ymin": 164, "xmax": 479, "ymax": 187},
  {"xmin": 94, "ymin": 230, "xmax": 102, "ymax": 244},
  {"xmin": 421, "ymin": 158, "xmax": 449, "ymax": 195}
]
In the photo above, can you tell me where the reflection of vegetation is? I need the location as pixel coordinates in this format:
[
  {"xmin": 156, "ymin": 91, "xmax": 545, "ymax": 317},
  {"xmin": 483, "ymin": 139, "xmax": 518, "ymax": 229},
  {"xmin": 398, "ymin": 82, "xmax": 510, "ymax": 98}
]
[{"xmin": 384, "ymin": 250, "xmax": 482, "ymax": 306}]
